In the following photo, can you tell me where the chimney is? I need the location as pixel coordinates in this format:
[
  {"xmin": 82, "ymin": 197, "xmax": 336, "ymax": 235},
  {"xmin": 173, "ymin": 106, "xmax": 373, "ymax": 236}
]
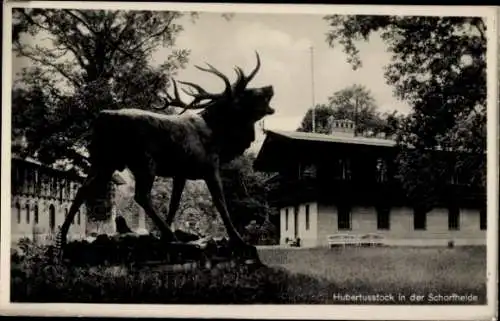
[{"xmin": 327, "ymin": 116, "xmax": 356, "ymax": 137}]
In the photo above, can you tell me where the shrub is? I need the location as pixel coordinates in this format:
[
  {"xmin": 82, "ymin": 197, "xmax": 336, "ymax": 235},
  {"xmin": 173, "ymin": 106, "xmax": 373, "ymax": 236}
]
[
  {"xmin": 11, "ymin": 241, "xmax": 287, "ymax": 303},
  {"xmin": 243, "ymin": 220, "xmax": 279, "ymax": 246},
  {"xmin": 15, "ymin": 237, "xmax": 54, "ymax": 264}
]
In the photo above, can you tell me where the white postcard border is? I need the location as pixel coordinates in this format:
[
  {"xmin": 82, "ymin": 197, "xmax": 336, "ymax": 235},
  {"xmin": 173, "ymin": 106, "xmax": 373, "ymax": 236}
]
[{"xmin": 1, "ymin": 2, "xmax": 498, "ymax": 320}]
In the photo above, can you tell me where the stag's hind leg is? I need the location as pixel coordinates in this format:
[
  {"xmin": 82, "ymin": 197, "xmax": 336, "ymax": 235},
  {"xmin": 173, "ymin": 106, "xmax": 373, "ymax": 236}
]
[
  {"xmin": 59, "ymin": 168, "xmax": 114, "ymax": 247},
  {"xmin": 129, "ymin": 161, "xmax": 177, "ymax": 243},
  {"xmin": 165, "ymin": 177, "xmax": 186, "ymax": 227}
]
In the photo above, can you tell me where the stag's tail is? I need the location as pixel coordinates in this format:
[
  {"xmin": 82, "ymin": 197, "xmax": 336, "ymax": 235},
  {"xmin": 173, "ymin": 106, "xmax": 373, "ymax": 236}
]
[
  {"xmin": 49, "ymin": 226, "xmax": 64, "ymax": 263},
  {"xmin": 82, "ymin": 111, "xmax": 127, "ymax": 218},
  {"xmin": 88, "ymin": 111, "xmax": 127, "ymax": 172}
]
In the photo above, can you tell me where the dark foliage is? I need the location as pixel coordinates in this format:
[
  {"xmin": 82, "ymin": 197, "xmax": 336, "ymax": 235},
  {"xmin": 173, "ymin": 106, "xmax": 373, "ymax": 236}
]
[{"xmin": 323, "ymin": 15, "xmax": 486, "ymax": 209}]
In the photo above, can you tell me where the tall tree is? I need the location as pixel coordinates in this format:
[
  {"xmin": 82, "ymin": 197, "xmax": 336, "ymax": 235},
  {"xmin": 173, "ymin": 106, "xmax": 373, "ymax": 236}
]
[
  {"xmin": 324, "ymin": 15, "xmax": 486, "ymax": 208},
  {"xmin": 297, "ymin": 104, "xmax": 333, "ymax": 134},
  {"xmin": 297, "ymin": 84, "xmax": 389, "ymax": 136},
  {"xmin": 12, "ymin": 9, "xmax": 191, "ymax": 174}
]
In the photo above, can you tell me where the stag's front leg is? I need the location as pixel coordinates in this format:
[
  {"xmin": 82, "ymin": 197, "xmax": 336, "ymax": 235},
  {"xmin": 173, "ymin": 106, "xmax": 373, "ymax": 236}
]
[
  {"xmin": 165, "ymin": 177, "xmax": 186, "ymax": 227},
  {"xmin": 205, "ymin": 171, "xmax": 262, "ymax": 265}
]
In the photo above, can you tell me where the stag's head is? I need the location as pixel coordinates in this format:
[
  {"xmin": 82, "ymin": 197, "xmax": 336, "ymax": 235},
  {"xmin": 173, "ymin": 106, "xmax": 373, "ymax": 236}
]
[{"xmin": 163, "ymin": 52, "xmax": 274, "ymax": 123}]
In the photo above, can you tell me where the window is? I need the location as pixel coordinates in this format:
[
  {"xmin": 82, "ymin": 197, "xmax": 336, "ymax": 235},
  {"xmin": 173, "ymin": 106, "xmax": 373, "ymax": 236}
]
[
  {"xmin": 19, "ymin": 168, "xmax": 26, "ymax": 192},
  {"xmin": 47, "ymin": 177, "xmax": 51, "ymax": 196},
  {"xmin": 336, "ymin": 158, "xmax": 351, "ymax": 180},
  {"xmin": 303, "ymin": 165, "xmax": 316, "ymax": 178},
  {"xmin": 29, "ymin": 170, "xmax": 35, "ymax": 194},
  {"xmin": 376, "ymin": 206, "xmax": 390, "ymax": 230},
  {"xmin": 16, "ymin": 203, "xmax": 21, "ymax": 224},
  {"xmin": 34, "ymin": 170, "xmax": 39, "ymax": 194},
  {"xmin": 64, "ymin": 180, "xmax": 70, "ymax": 199},
  {"xmin": 59, "ymin": 180, "xmax": 64, "ymax": 200},
  {"xmin": 337, "ymin": 203, "xmax": 351, "ymax": 230},
  {"xmin": 480, "ymin": 207, "xmax": 486, "ymax": 230},
  {"xmin": 448, "ymin": 206, "xmax": 460, "ymax": 230},
  {"xmin": 375, "ymin": 158, "xmax": 388, "ymax": 183},
  {"xmin": 77, "ymin": 210, "xmax": 81, "ymax": 225},
  {"xmin": 343, "ymin": 159, "xmax": 351, "ymax": 180},
  {"xmin": 293, "ymin": 206, "xmax": 299, "ymax": 237},
  {"xmin": 285, "ymin": 208, "xmax": 289, "ymax": 231},
  {"xmin": 25, "ymin": 204, "xmax": 30, "ymax": 224},
  {"xmin": 40, "ymin": 175, "xmax": 47, "ymax": 196},
  {"xmin": 52, "ymin": 178, "xmax": 58, "ymax": 198},
  {"xmin": 305, "ymin": 204, "xmax": 310, "ymax": 230},
  {"xmin": 34, "ymin": 205, "xmax": 39, "ymax": 224},
  {"xmin": 413, "ymin": 207, "xmax": 427, "ymax": 230},
  {"xmin": 26, "ymin": 170, "xmax": 32, "ymax": 194},
  {"xmin": 49, "ymin": 204, "xmax": 56, "ymax": 232},
  {"xmin": 449, "ymin": 169, "xmax": 460, "ymax": 185},
  {"xmin": 14, "ymin": 166, "xmax": 20, "ymax": 185}
]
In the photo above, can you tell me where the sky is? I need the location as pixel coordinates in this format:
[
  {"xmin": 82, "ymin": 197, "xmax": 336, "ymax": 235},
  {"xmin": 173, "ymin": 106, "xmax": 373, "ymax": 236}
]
[
  {"xmin": 12, "ymin": 10, "xmax": 412, "ymax": 153},
  {"xmin": 151, "ymin": 12, "xmax": 411, "ymax": 150}
]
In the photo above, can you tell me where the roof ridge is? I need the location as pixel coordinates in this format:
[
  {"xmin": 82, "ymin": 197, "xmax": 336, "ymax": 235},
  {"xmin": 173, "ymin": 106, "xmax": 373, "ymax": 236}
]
[{"xmin": 266, "ymin": 129, "xmax": 396, "ymax": 147}]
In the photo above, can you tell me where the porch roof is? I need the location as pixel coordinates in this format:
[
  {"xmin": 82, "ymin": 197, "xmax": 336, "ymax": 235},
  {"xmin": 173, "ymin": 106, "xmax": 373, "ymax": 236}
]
[
  {"xmin": 265, "ymin": 130, "xmax": 396, "ymax": 147},
  {"xmin": 253, "ymin": 130, "xmax": 396, "ymax": 172}
]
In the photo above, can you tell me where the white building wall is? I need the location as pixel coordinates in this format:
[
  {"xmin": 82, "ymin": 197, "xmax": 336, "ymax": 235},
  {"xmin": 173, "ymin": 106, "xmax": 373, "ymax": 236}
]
[
  {"xmin": 314, "ymin": 204, "xmax": 486, "ymax": 247},
  {"xmin": 11, "ymin": 195, "xmax": 86, "ymax": 247},
  {"xmin": 280, "ymin": 202, "xmax": 318, "ymax": 247},
  {"xmin": 297, "ymin": 202, "xmax": 318, "ymax": 247}
]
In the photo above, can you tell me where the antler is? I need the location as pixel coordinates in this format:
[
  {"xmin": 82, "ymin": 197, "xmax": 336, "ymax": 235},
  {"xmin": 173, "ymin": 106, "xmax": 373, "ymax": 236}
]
[
  {"xmin": 194, "ymin": 63, "xmax": 232, "ymax": 97},
  {"xmin": 233, "ymin": 51, "xmax": 261, "ymax": 92},
  {"xmin": 155, "ymin": 52, "xmax": 262, "ymax": 114},
  {"xmin": 156, "ymin": 80, "xmax": 207, "ymax": 114},
  {"xmin": 179, "ymin": 61, "xmax": 233, "ymax": 101},
  {"xmin": 177, "ymin": 80, "xmax": 222, "ymax": 104}
]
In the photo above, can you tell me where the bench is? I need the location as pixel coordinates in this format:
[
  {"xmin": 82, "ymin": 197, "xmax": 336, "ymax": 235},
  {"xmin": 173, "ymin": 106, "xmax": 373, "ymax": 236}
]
[{"xmin": 327, "ymin": 233, "xmax": 385, "ymax": 247}]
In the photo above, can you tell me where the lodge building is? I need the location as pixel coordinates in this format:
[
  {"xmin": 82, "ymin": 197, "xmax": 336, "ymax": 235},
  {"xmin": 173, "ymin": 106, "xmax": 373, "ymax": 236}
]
[
  {"xmin": 10, "ymin": 154, "xmax": 126, "ymax": 246},
  {"xmin": 254, "ymin": 118, "xmax": 487, "ymax": 247}
]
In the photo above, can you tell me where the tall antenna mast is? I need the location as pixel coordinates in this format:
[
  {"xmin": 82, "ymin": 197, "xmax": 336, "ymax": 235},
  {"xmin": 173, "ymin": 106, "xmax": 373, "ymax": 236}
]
[
  {"xmin": 310, "ymin": 46, "xmax": 316, "ymax": 133},
  {"xmin": 354, "ymin": 96, "xmax": 358, "ymax": 137}
]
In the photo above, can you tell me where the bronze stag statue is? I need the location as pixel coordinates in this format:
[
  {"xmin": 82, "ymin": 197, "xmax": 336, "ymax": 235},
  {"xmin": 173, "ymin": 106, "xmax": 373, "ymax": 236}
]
[{"xmin": 57, "ymin": 52, "xmax": 274, "ymax": 264}]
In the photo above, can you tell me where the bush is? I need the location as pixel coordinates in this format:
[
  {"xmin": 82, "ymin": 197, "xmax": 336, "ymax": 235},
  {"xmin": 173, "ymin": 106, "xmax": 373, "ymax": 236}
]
[
  {"xmin": 243, "ymin": 220, "xmax": 279, "ymax": 246},
  {"xmin": 14, "ymin": 237, "xmax": 54, "ymax": 265},
  {"xmin": 10, "ymin": 241, "xmax": 290, "ymax": 303},
  {"xmin": 11, "ymin": 239, "xmax": 341, "ymax": 304}
]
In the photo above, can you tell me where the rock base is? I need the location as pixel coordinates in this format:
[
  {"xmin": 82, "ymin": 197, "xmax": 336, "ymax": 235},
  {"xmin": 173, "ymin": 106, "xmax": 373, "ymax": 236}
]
[{"xmin": 61, "ymin": 231, "xmax": 261, "ymax": 270}]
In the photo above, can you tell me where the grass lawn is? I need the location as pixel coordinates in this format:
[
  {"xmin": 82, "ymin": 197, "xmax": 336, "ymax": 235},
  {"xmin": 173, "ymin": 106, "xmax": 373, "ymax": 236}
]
[
  {"xmin": 258, "ymin": 246, "xmax": 487, "ymax": 304},
  {"xmin": 11, "ymin": 245, "xmax": 487, "ymax": 304}
]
